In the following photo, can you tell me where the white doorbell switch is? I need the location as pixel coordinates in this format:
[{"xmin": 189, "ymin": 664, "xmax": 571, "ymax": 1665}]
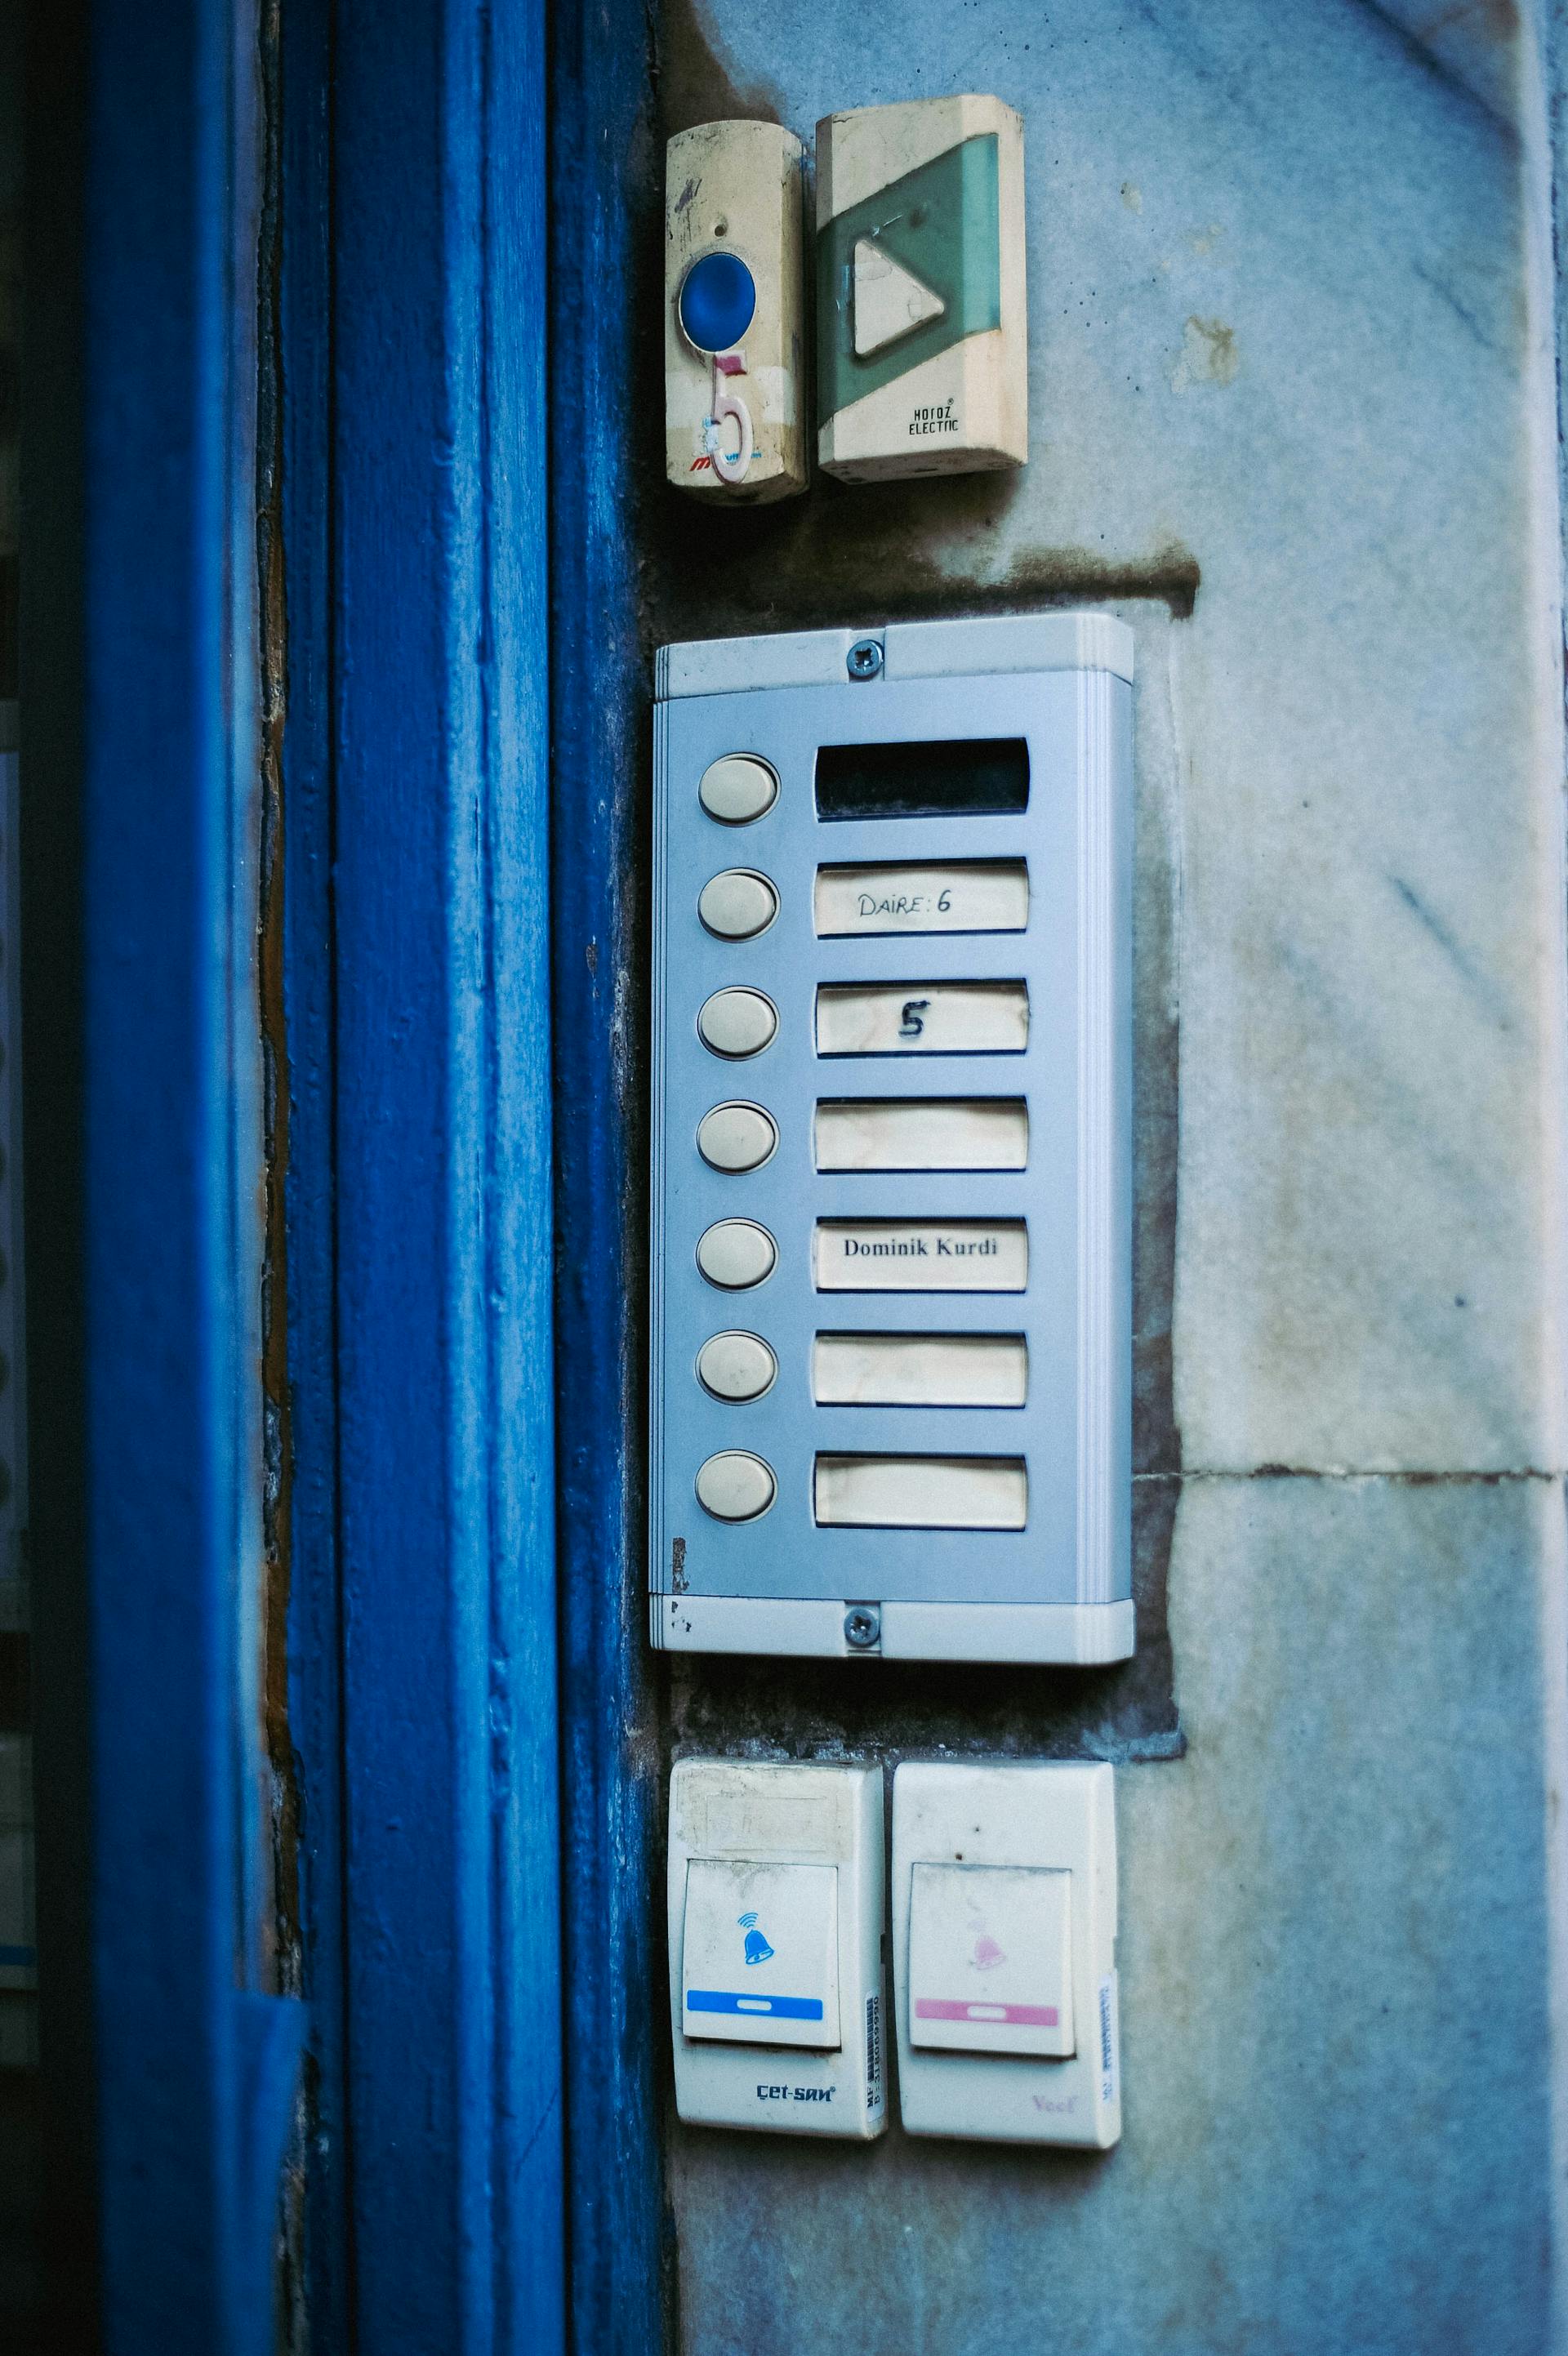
[
  {"xmin": 816, "ymin": 94, "xmax": 1027, "ymax": 483},
  {"xmin": 892, "ymin": 1761, "xmax": 1120, "ymax": 2147},
  {"xmin": 669, "ymin": 1758, "xmax": 886, "ymax": 2136},
  {"xmin": 666, "ymin": 121, "xmax": 808, "ymax": 502},
  {"xmin": 682, "ymin": 1859, "xmax": 840, "ymax": 2049},
  {"xmin": 908, "ymin": 1861, "xmax": 1074, "ymax": 2058}
]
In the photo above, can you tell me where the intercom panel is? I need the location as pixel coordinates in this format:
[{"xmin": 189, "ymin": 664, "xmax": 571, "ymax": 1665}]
[{"xmin": 649, "ymin": 613, "xmax": 1133, "ymax": 1664}]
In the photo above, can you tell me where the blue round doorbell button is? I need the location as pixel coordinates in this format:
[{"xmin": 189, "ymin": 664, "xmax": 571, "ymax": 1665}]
[{"xmin": 679, "ymin": 251, "xmax": 757, "ymax": 354}]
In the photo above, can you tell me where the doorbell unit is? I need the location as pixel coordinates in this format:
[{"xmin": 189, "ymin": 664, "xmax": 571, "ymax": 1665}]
[
  {"xmin": 665, "ymin": 120, "xmax": 809, "ymax": 502},
  {"xmin": 816, "ymin": 93, "xmax": 1027, "ymax": 483}
]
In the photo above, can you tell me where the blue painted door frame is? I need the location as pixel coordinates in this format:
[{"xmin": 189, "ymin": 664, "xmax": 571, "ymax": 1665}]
[
  {"xmin": 27, "ymin": 0, "xmax": 302, "ymax": 2348},
  {"xmin": 279, "ymin": 0, "xmax": 609, "ymax": 2348},
  {"xmin": 28, "ymin": 0, "xmax": 662, "ymax": 2343},
  {"xmin": 282, "ymin": 0, "xmax": 670, "ymax": 2336},
  {"xmin": 546, "ymin": 0, "xmax": 667, "ymax": 2345}
]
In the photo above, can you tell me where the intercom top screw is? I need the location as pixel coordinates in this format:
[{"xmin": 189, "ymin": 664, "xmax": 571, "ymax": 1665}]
[
  {"xmin": 846, "ymin": 638, "xmax": 884, "ymax": 681},
  {"xmin": 844, "ymin": 1604, "xmax": 881, "ymax": 1650}
]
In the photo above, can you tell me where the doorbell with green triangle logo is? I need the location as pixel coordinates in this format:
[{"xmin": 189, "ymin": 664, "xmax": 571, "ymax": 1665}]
[{"xmin": 816, "ymin": 95, "xmax": 1027, "ymax": 483}]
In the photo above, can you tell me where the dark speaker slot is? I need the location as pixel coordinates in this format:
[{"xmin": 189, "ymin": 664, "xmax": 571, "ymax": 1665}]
[{"xmin": 815, "ymin": 737, "xmax": 1029, "ymax": 821}]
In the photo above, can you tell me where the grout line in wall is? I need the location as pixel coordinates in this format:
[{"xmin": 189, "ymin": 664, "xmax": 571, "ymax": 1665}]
[{"xmin": 1133, "ymin": 1465, "xmax": 1566, "ymax": 1484}]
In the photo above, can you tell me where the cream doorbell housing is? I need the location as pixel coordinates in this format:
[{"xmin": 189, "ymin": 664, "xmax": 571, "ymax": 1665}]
[
  {"xmin": 665, "ymin": 122, "xmax": 809, "ymax": 502},
  {"xmin": 649, "ymin": 612, "xmax": 1134, "ymax": 1665},
  {"xmin": 668, "ymin": 1758, "xmax": 886, "ymax": 2138},
  {"xmin": 892, "ymin": 1761, "xmax": 1121, "ymax": 2149},
  {"xmin": 816, "ymin": 94, "xmax": 1027, "ymax": 483}
]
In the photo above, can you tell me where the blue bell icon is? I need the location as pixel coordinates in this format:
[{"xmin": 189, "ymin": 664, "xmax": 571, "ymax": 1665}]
[{"xmin": 737, "ymin": 1911, "xmax": 774, "ymax": 1967}]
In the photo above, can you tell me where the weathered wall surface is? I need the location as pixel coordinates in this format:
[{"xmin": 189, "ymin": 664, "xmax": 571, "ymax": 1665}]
[{"xmin": 651, "ymin": 3, "xmax": 1568, "ymax": 2349}]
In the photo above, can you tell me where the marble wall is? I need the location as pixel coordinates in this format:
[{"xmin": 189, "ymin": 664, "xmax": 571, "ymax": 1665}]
[{"xmin": 653, "ymin": 3, "xmax": 1568, "ymax": 2349}]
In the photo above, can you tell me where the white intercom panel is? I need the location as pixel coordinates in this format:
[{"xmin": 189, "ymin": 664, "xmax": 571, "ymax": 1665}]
[{"xmin": 649, "ymin": 612, "xmax": 1133, "ymax": 1665}]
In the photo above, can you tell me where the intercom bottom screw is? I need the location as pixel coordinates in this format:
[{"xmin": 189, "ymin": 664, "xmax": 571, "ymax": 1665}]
[
  {"xmin": 844, "ymin": 1605, "xmax": 881, "ymax": 1650},
  {"xmin": 846, "ymin": 638, "xmax": 884, "ymax": 681}
]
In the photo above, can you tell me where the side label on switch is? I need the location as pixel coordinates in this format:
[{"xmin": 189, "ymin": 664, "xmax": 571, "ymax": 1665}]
[{"xmin": 1098, "ymin": 1974, "xmax": 1119, "ymax": 2110}]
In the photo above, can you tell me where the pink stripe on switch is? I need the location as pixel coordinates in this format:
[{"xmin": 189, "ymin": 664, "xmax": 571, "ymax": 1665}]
[{"xmin": 915, "ymin": 1998, "xmax": 1058, "ymax": 2026}]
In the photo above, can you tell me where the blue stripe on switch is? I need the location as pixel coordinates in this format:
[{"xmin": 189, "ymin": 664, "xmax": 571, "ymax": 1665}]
[{"xmin": 686, "ymin": 1990, "xmax": 823, "ymax": 2020}]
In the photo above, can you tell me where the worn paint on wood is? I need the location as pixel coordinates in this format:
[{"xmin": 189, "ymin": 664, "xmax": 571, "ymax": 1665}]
[{"xmin": 283, "ymin": 0, "xmax": 564, "ymax": 2348}]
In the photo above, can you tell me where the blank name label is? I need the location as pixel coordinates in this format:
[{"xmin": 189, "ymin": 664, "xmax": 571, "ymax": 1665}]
[
  {"xmin": 816, "ymin": 980, "xmax": 1029, "ymax": 1058},
  {"xmin": 813, "ymin": 1332, "xmax": 1028, "ymax": 1408},
  {"xmin": 814, "ymin": 1221, "xmax": 1027, "ymax": 1290},
  {"xmin": 814, "ymin": 861, "xmax": 1029, "ymax": 937},
  {"xmin": 815, "ymin": 1098, "xmax": 1027, "ymax": 1173},
  {"xmin": 814, "ymin": 1454, "xmax": 1028, "ymax": 1530}
]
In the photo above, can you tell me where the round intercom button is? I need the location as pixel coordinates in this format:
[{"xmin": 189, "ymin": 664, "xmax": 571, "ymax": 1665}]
[
  {"xmin": 696, "ymin": 1330, "xmax": 777, "ymax": 1403},
  {"xmin": 699, "ymin": 754, "xmax": 778, "ymax": 826},
  {"xmin": 697, "ymin": 869, "xmax": 777, "ymax": 940},
  {"xmin": 695, "ymin": 1449, "xmax": 777, "ymax": 1522},
  {"xmin": 678, "ymin": 251, "xmax": 758, "ymax": 355},
  {"xmin": 697, "ymin": 1100, "xmax": 777, "ymax": 1174},
  {"xmin": 697, "ymin": 986, "xmax": 777, "ymax": 1059},
  {"xmin": 695, "ymin": 1218, "xmax": 777, "ymax": 1290}
]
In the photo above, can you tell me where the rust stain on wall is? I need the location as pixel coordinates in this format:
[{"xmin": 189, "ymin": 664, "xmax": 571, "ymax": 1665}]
[
  {"xmin": 657, "ymin": 0, "xmax": 786, "ymax": 136},
  {"xmin": 645, "ymin": 483, "xmax": 1199, "ymax": 641}
]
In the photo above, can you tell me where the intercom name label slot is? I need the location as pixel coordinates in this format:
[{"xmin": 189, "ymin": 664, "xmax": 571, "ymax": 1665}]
[
  {"xmin": 816, "ymin": 979, "xmax": 1029, "ymax": 1057},
  {"xmin": 813, "ymin": 1331, "xmax": 1028, "ymax": 1408},
  {"xmin": 814, "ymin": 1220, "xmax": 1028, "ymax": 1290},
  {"xmin": 815, "ymin": 1098, "xmax": 1027, "ymax": 1173},
  {"xmin": 814, "ymin": 859, "xmax": 1028, "ymax": 937},
  {"xmin": 814, "ymin": 1454, "xmax": 1028, "ymax": 1530}
]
